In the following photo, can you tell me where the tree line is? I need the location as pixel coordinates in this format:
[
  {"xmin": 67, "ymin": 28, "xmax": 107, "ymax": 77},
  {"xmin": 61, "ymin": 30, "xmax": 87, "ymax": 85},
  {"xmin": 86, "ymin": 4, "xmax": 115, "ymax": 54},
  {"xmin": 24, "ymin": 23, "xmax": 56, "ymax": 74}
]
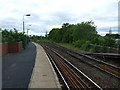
[
  {"xmin": 1, "ymin": 28, "xmax": 30, "ymax": 49},
  {"xmin": 48, "ymin": 21, "xmax": 119, "ymax": 48}
]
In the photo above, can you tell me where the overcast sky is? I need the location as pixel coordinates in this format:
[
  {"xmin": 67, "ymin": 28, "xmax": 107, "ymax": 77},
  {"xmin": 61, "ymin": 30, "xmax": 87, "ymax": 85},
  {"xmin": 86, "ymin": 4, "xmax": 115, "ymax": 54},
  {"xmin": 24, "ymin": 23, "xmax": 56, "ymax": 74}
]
[{"xmin": 0, "ymin": 0, "xmax": 119, "ymax": 36}]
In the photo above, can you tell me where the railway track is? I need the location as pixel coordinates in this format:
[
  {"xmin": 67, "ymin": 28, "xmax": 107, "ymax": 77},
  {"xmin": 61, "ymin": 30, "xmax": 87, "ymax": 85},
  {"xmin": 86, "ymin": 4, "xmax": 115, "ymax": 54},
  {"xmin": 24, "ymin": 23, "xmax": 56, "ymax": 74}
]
[
  {"xmin": 39, "ymin": 42, "xmax": 120, "ymax": 88},
  {"xmin": 86, "ymin": 53, "xmax": 120, "ymax": 67},
  {"xmin": 65, "ymin": 50, "xmax": 120, "ymax": 79},
  {"xmin": 43, "ymin": 42, "xmax": 120, "ymax": 79},
  {"xmin": 40, "ymin": 43, "xmax": 102, "ymax": 89}
]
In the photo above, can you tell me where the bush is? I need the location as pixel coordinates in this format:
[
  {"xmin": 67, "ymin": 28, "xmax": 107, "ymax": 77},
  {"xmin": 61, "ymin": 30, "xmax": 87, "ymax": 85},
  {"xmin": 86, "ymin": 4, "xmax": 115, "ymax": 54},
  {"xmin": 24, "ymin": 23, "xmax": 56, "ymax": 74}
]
[
  {"xmin": 2, "ymin": 28, "xmax": 30, "ymax": 49},
  {"xmin": 73, "ymin": 40, "xmax": 85, "ymax": 48},
  {"xmin": 80, "ymin": 41, "xmax": 91, "ymax": 51},
  {"xmin": 104, "ymin": 37, "xmax": 116, "ymax": 47},
  {"xmin": 89, "ymin": 44, "xmax": 108, "ymax": 53}
]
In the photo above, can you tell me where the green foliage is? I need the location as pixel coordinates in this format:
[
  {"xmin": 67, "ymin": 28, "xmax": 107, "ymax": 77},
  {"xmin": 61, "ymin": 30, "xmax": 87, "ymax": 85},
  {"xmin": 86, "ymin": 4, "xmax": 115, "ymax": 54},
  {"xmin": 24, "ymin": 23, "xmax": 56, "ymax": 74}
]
[
  {"xmin": 72, "ymin": 21, "xmax": 97, "ymax": 42},
  {"xmin": 103, "ymin": 36, "xmax": 116, "ymax": 47},
  {"xmin": 80, "ymin": 41, "xmax": 91, "ymax": 51},
  {"xmin": 1, "ymin": 28, "xmax": 30, "ymax": 49},
  {"xmin": 30, "ymin": 35, "xmax": 52, "ymax": 43},
  {"xmin": 0, "ymin": 29, "xmax": 2, "ymax": 43},
  {"xmin": 2, "ymin": 29, "xmax": 9, "ymax": 42},
  {"xmin": 58, "ymin": 43, "xmax": 80, "ymax": 50},
  {"xmin": 2, "ymin": 28, "xmax": 24, "ymax": 43},
  {"xmin": 48, "ymin": 28, "xmax": 63, "ymax": 42},
  {"xmin": 48, "ymin": 21, "xmax": 97, "ymax": 44},
  {"xmin": 29, "ymin": 21, "xmax": 118, "ymax": 53},
  {"xmin": 73, "ymin": 40, "xmax": 84, "ymax": 48},
  {"xmin": 89, "ymin": 44, "xmax": 108, "ymax": 53},
  {"xmin": 91, "ymin": 35, "xmax": 117, "ymax": 48},
  {"xmin": 47, "ymin": 21, "xmax": 118, "ymax": 53},
  {"xmin": 31, "ymin": 35, "xmax": 44, "ymax": 41},
  {"xmin": 106, "ymin": 34, "xmax": 120, "ymax": 39}
]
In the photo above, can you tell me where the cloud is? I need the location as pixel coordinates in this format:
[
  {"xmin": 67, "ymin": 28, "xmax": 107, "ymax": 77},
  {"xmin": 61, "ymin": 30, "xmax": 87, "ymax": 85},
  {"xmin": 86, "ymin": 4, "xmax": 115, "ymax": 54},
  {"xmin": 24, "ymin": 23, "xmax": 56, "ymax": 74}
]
[
  {"xmin": 0, "ymin": 0, "xmax": 119, "ymax": 36},
  {"xmin": 97, "ymin": 26, "xmax": 118, "ymax": 36}
]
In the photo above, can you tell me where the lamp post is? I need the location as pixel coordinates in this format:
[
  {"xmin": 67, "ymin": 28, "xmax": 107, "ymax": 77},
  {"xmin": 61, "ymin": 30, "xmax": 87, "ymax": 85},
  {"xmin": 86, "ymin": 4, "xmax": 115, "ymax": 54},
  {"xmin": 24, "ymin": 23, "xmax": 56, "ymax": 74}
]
[
  {"xmin": 27, "ymin": 29, "xmax": 30, "ymax": 36},
  {"xmin": 23, "ymin": 14, "xmax": 31, "ymax": 34},
  {"xmin": 27, "ymin": 25, "xmax": 31, "ymax": 36}
]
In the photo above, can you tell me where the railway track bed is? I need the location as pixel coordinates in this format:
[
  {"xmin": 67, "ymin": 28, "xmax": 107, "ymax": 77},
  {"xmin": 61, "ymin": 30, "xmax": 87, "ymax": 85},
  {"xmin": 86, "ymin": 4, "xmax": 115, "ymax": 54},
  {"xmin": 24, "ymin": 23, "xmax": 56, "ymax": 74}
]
[
  {"xmin": 85, "ymin": 53, "xmax": 120, "ymax": 67},
  {"xmin": 39, "ymin": 42, "xmax": 120, "ymax": 89}
]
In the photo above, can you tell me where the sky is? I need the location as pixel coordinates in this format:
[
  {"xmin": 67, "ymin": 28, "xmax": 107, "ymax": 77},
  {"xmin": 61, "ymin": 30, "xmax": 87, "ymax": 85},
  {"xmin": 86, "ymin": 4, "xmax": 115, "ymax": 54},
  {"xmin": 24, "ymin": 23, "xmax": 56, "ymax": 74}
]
[{"xmin": 0, "ymin": 0, "xmax": 119, "ymax": 36}]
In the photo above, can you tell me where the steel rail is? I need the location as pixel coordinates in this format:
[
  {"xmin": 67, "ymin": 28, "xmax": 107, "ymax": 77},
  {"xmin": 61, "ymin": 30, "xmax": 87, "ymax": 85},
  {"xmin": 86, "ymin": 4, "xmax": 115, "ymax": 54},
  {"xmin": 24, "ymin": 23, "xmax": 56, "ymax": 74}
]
[
  {"xmin": 66, "ymin": 51, "xmax": 120, "ymax": 79},
  {"xmin": 46, "ymin": 52, "xmax": 70, "ymax": 90},
  {"xmin": 47, "ymin": 42, "xmax": 120, "ymax": 70},
  {"xmin": 45, "ymin": 46, "xmax": 103, "ymax": 90},
  {"xmin": 45, "ymin": 46, "xmax": 90, "ymax": 89},
  {"xmin": 67, "ymin": 50, "xmax": 120, "ymax": 70},
  {"xmin": 44, "ymin": 43, "xmax": 120, "ymax": 79}
]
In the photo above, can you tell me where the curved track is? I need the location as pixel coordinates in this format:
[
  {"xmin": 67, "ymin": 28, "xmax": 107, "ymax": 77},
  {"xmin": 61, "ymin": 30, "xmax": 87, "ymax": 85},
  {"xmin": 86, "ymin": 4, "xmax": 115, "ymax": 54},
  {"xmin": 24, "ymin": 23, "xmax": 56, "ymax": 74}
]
[
  {"xmin": 44, "ymin": 42, "xmax": 120, "ymax": 79},
  {"xmin": 40, "ymin": 43, "xmax": 102, "ymax": 89},
  {"xmin": 39, "ymin": 42, "xmax": 120, "ymax": 88}
]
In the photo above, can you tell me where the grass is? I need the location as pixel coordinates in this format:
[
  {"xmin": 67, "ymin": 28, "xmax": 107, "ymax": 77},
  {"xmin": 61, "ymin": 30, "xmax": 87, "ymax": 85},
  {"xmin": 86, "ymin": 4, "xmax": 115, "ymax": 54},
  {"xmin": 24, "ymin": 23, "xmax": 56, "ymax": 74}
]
[
  {"xmin": 33, "ymin": 39, "xmax": 82, "ymax": 51},
  {"xmin": 57, "ymin": 43, "xmax": 81, "ymax": 50},
  {"xmin": 32, "ymin": 39, "xmax": 53, "ymax": 43}
]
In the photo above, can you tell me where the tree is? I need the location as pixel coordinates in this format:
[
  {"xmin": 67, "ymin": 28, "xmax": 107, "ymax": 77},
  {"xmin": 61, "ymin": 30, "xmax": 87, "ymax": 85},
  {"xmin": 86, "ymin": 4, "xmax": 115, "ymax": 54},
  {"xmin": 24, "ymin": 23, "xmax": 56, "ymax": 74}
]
[
  {"xmin": 72, "ymin": 21, "xmax": 97, "ymax": 42},
  {"xmin": 48, "ymin": 21, "xmax": 97, "ymax": 45},
  {"xmin": 2, "ymin": 28, "xmax": 29, "ymax": 49},
  {"xmin": 48, "ymin": 28, "xmax": 62, "ymax": 42}
]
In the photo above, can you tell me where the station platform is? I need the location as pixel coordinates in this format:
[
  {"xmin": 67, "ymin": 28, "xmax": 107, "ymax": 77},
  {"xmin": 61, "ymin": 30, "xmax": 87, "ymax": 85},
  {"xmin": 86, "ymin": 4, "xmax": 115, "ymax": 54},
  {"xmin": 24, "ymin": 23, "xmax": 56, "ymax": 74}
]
[{"xmin": 29, "ymin": 42, "xmax": 61, "ymax": 89}]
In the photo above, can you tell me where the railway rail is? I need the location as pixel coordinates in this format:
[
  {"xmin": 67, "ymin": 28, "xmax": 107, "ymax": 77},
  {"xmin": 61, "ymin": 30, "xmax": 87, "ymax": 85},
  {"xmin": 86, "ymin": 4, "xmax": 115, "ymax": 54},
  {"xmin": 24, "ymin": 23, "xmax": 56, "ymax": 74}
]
[
  {"xmin": 65, "ymin": 50, "xmax": 120, "ymax": 79},
  {"xmin": 86, "ymin": 53, "xmax": 120, "ymax": 60},
  {"xmin": 43, "ymin": 42, "xmax": 120, "ymax": 79},
  {"xmin": 39, "ymin": 42, "xmax": 120, "ymax": 88},
  {"xmin": 85, "ymin": 53, "xmax": 120, "ymax": 67},
  {"xmin": 40, "ymin": 43, "xmax": 102, "ymax": 89}
]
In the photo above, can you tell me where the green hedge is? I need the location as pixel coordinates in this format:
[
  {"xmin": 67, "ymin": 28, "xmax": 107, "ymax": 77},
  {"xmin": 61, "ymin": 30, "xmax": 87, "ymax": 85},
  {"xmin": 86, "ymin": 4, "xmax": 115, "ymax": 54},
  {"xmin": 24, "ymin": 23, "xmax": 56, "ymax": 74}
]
[{"xmin": 1, "ymin": 28, "xmax": 30, "ymax": 49}]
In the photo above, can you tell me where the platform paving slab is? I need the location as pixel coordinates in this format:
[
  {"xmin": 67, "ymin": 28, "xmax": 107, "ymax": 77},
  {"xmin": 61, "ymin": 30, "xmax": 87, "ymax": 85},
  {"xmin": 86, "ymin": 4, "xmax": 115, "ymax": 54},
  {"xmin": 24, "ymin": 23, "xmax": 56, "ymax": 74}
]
[{"xmin": 29, "ymin": 42, "xmax": 61, "ymax": 89}]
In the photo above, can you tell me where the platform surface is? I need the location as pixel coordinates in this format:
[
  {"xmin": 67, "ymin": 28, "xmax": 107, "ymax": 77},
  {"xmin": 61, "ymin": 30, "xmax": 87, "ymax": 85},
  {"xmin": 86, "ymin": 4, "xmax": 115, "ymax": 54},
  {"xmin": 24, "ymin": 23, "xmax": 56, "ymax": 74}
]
[
  {"xmin": 29, "ymin": 43, "xmax": 61, "ymax": 89},
  {"xmin": 2, "ymin": 42, "xmax": 36, "ymax": 88}
]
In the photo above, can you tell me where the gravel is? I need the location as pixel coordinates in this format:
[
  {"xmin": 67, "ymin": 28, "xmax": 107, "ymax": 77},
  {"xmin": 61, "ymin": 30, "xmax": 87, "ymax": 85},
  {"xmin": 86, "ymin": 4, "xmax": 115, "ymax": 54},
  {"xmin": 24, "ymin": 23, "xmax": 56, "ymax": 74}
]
[{"xmin": 43, "ymin": 42, "xmax": 120, "ymax": 89}]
